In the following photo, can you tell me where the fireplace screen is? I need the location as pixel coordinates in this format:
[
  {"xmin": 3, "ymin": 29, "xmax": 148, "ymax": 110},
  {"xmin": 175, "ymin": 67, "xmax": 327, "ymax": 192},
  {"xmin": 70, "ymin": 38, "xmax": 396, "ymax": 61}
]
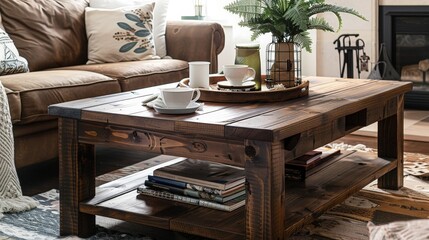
[
  {"xmin": 379, "ymin": 6, "xmax": 429, "ymax": 109},
  {"xmin": 395, "ymin": 16, "xmax": 429, "ymax": 85}
]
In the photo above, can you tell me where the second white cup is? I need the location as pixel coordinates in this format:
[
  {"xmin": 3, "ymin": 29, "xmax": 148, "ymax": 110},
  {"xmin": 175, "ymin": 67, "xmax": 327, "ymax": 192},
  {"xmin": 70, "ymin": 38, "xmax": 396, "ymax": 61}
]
[
  {"xmin": 160, "ymin": 88, "xmax": 201, "ymax": 109},
  {"xmin": 223, "ymin": 65, "xmax": 256, "ymax": 86},
  {"xmin": 189, "ymin": 61, "xmax": 210, "ymax": 89}
]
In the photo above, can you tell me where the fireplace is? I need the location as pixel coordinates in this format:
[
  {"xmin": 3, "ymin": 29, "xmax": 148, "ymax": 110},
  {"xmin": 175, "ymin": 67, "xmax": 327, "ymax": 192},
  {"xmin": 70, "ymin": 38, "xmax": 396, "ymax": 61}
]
[{"xmin": 379, "ymin": 6, "xmax": 429, "ymax": 109}]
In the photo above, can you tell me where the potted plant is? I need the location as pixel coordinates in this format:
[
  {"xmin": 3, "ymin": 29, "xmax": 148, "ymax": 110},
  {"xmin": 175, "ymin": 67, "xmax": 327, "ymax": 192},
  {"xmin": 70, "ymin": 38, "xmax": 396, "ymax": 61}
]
[{"xmin": 225, "ymin": 0, "xmax": 366, "ymax": 87}]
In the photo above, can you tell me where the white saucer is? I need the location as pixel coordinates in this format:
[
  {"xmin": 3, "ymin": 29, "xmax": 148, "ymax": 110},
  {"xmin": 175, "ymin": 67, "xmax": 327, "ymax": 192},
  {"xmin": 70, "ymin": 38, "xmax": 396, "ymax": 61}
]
[
  {"xmin": 217, "ymin": 80, "xmax": 256, "ymax": 89},
  {"xmin": 153, "ymin": 102, "xmax": 201, "ymax": 114}
]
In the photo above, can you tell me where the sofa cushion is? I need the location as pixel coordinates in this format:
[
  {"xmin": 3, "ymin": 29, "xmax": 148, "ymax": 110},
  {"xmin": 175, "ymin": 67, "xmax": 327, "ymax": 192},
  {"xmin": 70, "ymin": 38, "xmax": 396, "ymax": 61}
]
[
  {"xmin": 0, "ymin": 70, "xmax": 121, "ymax": 124},
  {"xmin": 0, "ymin": 0, "xmax": 88, "ymax": 71},
  {"xmin": 0, "ymin": 28, "xmax": 29, "ymax": 76},
  {"xmin": 56, "ymin": 59, "xmax": 189, "ymax": 91},
  {"xmin": 85, "ymin": 3, "xmax": 157, "ymax": 64},
  {"xmin": 89, "ymin": 0, "xmax": 170, "ymax": 58}
]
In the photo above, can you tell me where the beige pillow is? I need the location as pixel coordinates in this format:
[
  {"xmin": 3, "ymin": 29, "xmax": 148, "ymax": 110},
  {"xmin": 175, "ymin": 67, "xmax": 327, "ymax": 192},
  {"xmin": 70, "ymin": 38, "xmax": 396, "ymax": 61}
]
[
  {"xmin": 85, "ymin": 4, "xmax": 157, "ymax": 64},
  {"xmin": 89, "ymin": 0, "xmax": 170, "ymax": 58}
]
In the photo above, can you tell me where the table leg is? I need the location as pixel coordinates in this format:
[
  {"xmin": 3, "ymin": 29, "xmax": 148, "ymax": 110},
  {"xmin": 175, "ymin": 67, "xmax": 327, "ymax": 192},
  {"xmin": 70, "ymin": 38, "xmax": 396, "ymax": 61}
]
[
  {"xmin": 59, "ymin": 118, "xmax": 96, "ymax": 237},
  {"xmin": 245, "ymin": 140, "xmax": 285, "ymax": 239},
  {"xmin": 377, "ymin": 95, "xmax": 404, "ymax": 190}
]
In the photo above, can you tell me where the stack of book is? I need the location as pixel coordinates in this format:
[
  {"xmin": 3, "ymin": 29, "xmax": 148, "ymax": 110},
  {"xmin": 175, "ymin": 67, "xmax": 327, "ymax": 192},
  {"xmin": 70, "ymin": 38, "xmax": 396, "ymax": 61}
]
[
  {"xmin": 285, "ymin": 147, "xmax": 352, "ymax": 181},
  {"xmin": 137, "ymin": 158, "xmax": 246, "ymax": 212}
]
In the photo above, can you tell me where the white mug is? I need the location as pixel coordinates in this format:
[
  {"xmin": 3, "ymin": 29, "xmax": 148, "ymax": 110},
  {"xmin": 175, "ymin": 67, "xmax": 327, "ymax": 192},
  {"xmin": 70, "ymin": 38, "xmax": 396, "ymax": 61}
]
[
  {"xmin": 189, "ymin": 61, "xmax": 210, "ymax": 89},
  {"xmin": 159, "ymin": 88, "xmax": 201, "ymax": 109},
  {"xmin": 223, "ymin": 65, "xmax": 256, "ymax": 86}
]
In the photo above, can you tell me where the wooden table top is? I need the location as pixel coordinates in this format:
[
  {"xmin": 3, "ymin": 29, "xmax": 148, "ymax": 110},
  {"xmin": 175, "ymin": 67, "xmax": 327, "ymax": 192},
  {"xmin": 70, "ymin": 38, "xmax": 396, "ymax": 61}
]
[{"xmin": 49, "ymin": 77, "xmax": 412, "ymax": 142}]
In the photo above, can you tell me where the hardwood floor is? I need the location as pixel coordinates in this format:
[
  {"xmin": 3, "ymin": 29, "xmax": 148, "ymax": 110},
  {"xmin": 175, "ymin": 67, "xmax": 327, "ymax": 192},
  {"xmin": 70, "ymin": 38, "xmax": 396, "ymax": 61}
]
[{"xmin": 339, "ymin": 109, "xmax": 429, "ymax": 155}]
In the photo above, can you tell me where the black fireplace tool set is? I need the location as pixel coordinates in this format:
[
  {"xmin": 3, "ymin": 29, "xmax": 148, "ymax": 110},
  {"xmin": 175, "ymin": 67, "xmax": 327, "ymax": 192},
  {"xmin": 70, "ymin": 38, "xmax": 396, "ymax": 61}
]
[{"xmin": 333, "ymin": 34, "xmax": 400, "ymax": 80}]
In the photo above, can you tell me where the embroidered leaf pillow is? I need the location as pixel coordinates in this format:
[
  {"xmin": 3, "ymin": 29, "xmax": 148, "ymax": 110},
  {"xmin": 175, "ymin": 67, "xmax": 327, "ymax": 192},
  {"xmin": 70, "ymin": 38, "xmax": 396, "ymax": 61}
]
[
  {"xmin": 88, "ymin": 0, "xmax": 170, "ymax": 58},
  {"xmin": 0, "ymin": 29, "xmax": 29, "ymax": 76},
  {"xmin": 85, "ymin": 3, "xmax": 157, "ymax": 64}
]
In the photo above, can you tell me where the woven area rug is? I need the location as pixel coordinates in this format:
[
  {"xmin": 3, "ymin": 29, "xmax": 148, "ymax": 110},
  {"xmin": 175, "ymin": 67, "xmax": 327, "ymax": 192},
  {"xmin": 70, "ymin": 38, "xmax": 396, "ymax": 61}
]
[{"xmin": 0, "ymin": 151, "xmax": 428, "ymax": 240}]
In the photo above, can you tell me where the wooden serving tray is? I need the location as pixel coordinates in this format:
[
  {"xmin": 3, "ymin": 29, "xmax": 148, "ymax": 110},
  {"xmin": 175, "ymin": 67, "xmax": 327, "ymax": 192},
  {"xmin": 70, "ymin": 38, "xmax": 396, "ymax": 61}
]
[{"xmin": 179, "ymin": 74, "xmax": 309, "ymax": 103}]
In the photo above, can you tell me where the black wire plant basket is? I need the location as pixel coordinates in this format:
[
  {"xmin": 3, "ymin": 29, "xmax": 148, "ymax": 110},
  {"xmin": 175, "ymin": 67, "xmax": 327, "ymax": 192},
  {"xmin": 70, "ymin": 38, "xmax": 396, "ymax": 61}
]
[{"xmin": 266, "ymin": 38, "xmax": 302, "ymax": 89}]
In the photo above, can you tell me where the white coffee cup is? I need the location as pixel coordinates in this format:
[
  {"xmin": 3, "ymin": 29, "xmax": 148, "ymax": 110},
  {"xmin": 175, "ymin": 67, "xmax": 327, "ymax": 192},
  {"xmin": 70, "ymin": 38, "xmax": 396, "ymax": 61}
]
[
  {"xmin": 159, "ymin": 88, "xmax": 201, "ymax": 109},
  {"xmin": 223, "ymin": 65, "xmax": 256, "ymax": 86},
  {"xmin": 189, "ymin": 61, "xmax": 210, "ymax": 89}
]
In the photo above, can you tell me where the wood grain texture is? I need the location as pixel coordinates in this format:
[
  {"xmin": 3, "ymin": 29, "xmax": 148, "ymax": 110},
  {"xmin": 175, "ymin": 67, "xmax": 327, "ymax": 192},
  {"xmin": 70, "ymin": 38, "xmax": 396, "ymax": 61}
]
[
  {"xmin": 54, "ymin": 78, "xmax": 413, "ymax": 142},
  {"xmin": 50, "ymin": 91, "xmax": 145, "ymax": 119},
  {"xmin": 356, "ymin": 190, "xmax": 429, "ymax": 219},
  {"xmin": 50, "ymin": 77, "xmax": 413, "ymax": 239},
  {"xmin": 283, "ymin": 152, "xmax": 397, "ymax": 237},
  {"xmin": 170, "ymin": 205, "xmax": 246, "ymax": 239},
  {"xmin": 179, "ymin": 76, "xmax": 309, "ymax": 103},
  {"xmin": 82, "ymin": 191, "xmax": 196, "ymax": 230},
  {"xmin": 225, "ymin": 80, "xmax": 412, "ymax": 141},
  {"xmin": 59, "ymin": 118, "xmax": 96, "ymax": 237},
  {"xmin": 75, "ymin": 152, "xmax": 396, "ymax": 239},
  {"xmin": 244, "ymin": 140, "xmax": 284, "ymax": 240},
  {"xmin": 78, "ymin": 122, "xmax": 246, "ymax": 167},
  {"xmin": 378, "ymin": 95, "xmax": 405, "ymax": 190},
  {"xmin": 84, "ymin": 157, "xmax": 185, "ymax": 206},
  {"xmin": 49, "ymin": 83, "xmax": 177, "ymax": 119}
]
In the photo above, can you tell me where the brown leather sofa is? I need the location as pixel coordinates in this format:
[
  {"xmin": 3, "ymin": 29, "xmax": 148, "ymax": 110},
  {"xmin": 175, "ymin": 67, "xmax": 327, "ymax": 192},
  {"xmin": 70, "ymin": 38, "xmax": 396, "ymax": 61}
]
[{"xmin": 0, "ymin": 1, "xmax": 224, "ymax": 170}]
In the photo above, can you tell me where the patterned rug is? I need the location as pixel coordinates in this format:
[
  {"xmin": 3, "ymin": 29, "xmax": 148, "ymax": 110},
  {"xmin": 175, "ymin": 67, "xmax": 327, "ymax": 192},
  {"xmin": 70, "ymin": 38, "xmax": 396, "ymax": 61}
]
[{"xmin": 0, "ymin": 152, "xmax": 428, "ymax": 240}]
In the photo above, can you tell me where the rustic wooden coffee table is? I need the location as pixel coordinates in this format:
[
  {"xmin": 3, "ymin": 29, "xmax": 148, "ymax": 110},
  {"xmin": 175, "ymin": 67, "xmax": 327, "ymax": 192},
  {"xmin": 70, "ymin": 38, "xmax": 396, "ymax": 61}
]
[{"xmin": 49, "ymin": 76, "xmax": 412, "ymax": 239}]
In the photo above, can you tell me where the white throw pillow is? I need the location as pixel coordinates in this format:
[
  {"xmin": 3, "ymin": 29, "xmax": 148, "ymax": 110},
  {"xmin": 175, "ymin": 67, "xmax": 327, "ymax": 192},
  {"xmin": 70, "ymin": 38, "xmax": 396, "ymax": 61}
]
[
  {"xmin": 85, "ymin": 4, "xmax": 157, "ymax": 64},
  {"xmin": 89, "ymin": 0, "xmax": 169, "ymax": 58},
  {"xmin": 0, "ymin": 28, "xmax": 29, "ymax": 75}
]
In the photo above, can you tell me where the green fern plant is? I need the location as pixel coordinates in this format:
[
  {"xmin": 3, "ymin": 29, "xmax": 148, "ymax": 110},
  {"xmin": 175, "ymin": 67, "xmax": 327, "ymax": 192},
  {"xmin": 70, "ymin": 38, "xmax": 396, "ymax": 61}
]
[{"xmin": 224, "ymin": 0, "xmax": 366, "ymax": 52}]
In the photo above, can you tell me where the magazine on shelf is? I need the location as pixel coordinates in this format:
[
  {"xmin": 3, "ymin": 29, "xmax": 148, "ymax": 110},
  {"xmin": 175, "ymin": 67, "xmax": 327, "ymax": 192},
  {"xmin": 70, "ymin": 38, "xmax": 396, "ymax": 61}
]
[
  {"xmin": 287, "ymin": 150, "xmax": 323, "ymax": 166},
  {"xmin": 147, "ymin": 175, "xmax": 245, "ymax": 196},
  {"xmin": 153, "ymin": 158, "xmax": 245, "ymax": 190},
  {"xmin": 144, "ymin": 180, "xmax": 245, "ymax": 203},
  {"xmin": 285, "ymin": 149, "xmax": 355, "ymax": 181},
  {"xmin": 286, "ymin": 147, "xmax": 341, "ymax": 170},
  {"xmin": 137, "ymin": 185, "xmax": 246, "ymax": 212}
]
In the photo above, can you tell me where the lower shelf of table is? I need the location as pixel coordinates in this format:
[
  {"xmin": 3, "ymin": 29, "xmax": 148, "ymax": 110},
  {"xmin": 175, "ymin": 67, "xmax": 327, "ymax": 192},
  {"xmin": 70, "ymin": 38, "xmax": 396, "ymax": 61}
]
[{"xmin": 79, "ymin": 151, "xmax": 397, "ymax": 239}]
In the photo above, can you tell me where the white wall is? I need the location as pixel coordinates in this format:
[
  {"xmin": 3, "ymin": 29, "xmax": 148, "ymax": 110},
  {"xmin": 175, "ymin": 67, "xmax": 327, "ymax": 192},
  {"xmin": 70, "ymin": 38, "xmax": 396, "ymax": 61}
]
[
  {"xmin": 316, "ymin": 1, "xmax": 376, "ymax": 79},
  {"xmin": 168, "ymin": 0, "xmax": 368, "ymax": 77},
  {"xmin": 167, "ymin": 0, "xmax": 267, "ymax": 73},
  {"xmin": 166, "ymin": 0, "xmax": 316, "ymax": 75}
]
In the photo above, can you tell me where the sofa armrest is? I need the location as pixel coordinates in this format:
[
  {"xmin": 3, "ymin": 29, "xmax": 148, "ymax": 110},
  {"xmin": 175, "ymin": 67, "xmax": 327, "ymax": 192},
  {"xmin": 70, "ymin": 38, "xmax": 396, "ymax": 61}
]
[{"xmin": 165, "ymin": 20, "xmax": 225, "ymax": 73}]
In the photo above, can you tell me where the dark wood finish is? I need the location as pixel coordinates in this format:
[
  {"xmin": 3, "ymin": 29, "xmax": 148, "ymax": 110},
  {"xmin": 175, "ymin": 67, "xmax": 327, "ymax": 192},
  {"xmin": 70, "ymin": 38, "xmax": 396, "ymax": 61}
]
[
  {"xmin": 378, "ymin": 95, "xmax": 404, "ymax": 190},
  {"xmin": 58, "ymin": 118, "xmax": 96, "ymax": 237},
  {"xmin": 75, "ymin": 151, "xmax": 396, "ymax": 240},
  {"xmin": 18, "ymin": 146, "xmax": 159, "ymax": 197},
  {"xmin": 244, "ymin": 140, "xmax": 285, "ymax": 239},
  {"xmin": 179, "ymin": 75, "xmax": 309, "ymax": 103},
  {"xmin": 49, "ymin": 76, "xmax": 412, "ymax": 239},
  {"xmin": 77, "ymin": 121, "xmax": 246, "ymax": 167}
]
